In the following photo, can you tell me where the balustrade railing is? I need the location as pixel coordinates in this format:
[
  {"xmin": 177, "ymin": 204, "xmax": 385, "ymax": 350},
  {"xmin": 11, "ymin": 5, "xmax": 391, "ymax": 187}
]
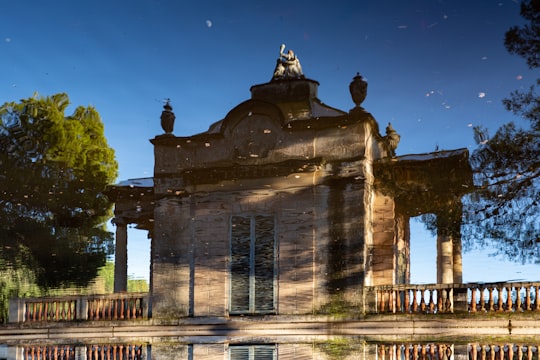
[
  {"xmin": 378, "ymin": 343, "xmax": 453, "ymax": 360},
  {"xmin": 23, "ymin": 345, "xmax": 76, "ymax": 360},
  {"xmin": 469, "ymin": 343, "xmax": 539, "ymax": 360},
  {"xmin": 373, "ymin": 284, "xmax": 454, "ymax": 314},
  {"xmin": 24, "ymin": 298, "xmax": 77, "ymax": 322},
  {"xmin": 370, "ymin": 282, "xmax": 540, "ymax": 314},
  {"xmin": 22, "ymin": 344, "xmax": 146, "ymax": 360},
  {"xmin": 377, "ymin": 343, "xmax": 540, "ymax": 360},
  {"xmin": 468, "ymin": 283, "xmax": 540, "ymax": 312},
  {"xmin": 9, "ymin": 293, "xmax": 149, "ymax": 323},
  {"xmin": 87, "ymin": 293, "xmax": 146, "ymax": 320}
]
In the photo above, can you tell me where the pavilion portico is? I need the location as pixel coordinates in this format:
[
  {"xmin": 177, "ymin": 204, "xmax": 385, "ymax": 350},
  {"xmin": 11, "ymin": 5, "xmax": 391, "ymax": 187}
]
[{"xmin": 106, "ymin": 61, "xmax": 472, "ymax": 318}]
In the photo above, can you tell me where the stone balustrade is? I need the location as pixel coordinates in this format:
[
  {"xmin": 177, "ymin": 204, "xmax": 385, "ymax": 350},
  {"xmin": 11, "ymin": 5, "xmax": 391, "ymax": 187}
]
[
  {"xmin": 7, "ymin": 282, "xmax": 540, "ymax": 323},
  {"xmin": 8, "ymin": 293, "xmax": 149, "ymax": 323},
  {"xmin": 378, "ymin": 343, "xmax": 454, "ymax": 360},
  {"xmin": 19, "ymin": 344, "xmax": 146, "ymax": 360},
  {"xmin": 468, "ymin": 343, "xmax": 540, "ymax": 360},
  {"xmin": 369, "ymin": 282, "xmax": 540, "ymax": 314},
  {"xmin": 468, "ymin": 282, "xmax": 540, "ymax": 312},
  {"xmin": 378, "ymin": 343, "xmax": 540, "ymax": 360}
]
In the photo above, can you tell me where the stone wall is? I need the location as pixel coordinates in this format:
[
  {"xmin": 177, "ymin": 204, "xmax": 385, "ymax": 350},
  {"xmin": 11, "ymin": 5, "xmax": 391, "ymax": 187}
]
[{"xmin": 151, "ymin": 176, "xmax": 368, "ymax": 318}]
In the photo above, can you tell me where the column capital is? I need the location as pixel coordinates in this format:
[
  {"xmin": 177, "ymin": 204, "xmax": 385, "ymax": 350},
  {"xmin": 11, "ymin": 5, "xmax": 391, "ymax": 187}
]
[{"xmin": 113, "ymin": 217, "xmax": 127, "ymax": 227}]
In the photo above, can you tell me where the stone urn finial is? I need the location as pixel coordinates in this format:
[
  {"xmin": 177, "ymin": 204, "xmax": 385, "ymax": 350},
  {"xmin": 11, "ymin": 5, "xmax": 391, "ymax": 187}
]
[
  {"xmin": 384, "ymin": 122, "xmax": 401, "ymax": 156},
  {"xmin": 160, "ymin": 99, "xmax": 175, "ymax": 135},
  {"xmin": 349, "ymin": 72, "xmax": 368, "ymax": 107}
]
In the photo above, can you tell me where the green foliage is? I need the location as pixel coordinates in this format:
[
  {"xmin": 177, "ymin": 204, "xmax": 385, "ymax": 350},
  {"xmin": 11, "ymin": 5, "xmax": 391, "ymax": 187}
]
[
  {"xmin": 128, "ymin": 278, "xmax": 149, "ymax": 293},
  {"xmin": 0, "ymin": 93, "xmax": 118, "ymax": 289},
  {"xmin": 504, "ymin": 0, "xmax": 540, "ymax": 69},
  {"xmin": 465, "ymin": 0, "xmax": 540, "ymax": 262}
]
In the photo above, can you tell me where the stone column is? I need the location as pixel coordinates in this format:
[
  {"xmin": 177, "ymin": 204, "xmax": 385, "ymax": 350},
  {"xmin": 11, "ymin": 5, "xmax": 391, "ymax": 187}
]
[
  {"xmin": 114, "ymin": 218, "xmax": 128, "ymax": 293},
  {"xmin": 436, "ymin": 201, "xmax": 463, "ymax": 284},
  {"xmin": 436, "ymin": 233, "xmax": 454, "ymax": 284},
  {"xmin": 452, "ymin": 201, "xmax": 464, "ymax": 284}
]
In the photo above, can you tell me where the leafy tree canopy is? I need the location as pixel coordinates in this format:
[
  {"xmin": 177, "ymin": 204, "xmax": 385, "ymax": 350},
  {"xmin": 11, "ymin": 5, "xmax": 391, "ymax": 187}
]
[
  {"xmin": 464, "ymin": 0, "xmax": 539, "ymax": 262},
  {"xmin": 0, "ymin": 93, "xmax": 118, "ymax": 288}
]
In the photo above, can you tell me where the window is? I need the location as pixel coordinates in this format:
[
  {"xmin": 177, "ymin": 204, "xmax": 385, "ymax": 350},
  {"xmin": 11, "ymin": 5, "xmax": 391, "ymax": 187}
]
[
  {"xmin": 230, "ymin": 214, "xmax": 276, "ymax": 314},
  {"xmin": 229, "ymin": 345, "xmax": 276, "ymax": 360}
]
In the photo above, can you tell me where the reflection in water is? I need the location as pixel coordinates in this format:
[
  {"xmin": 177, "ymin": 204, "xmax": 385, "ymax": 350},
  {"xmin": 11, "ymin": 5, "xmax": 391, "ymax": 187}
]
[{"xmin": 3, "ymin": 341, "xmax": 540, "ymax": 360}]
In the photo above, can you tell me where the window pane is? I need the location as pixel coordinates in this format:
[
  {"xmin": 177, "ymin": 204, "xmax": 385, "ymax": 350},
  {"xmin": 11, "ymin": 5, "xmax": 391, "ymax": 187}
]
[
  {"xmin": 229, "ymin": 345, "xmax": 276, "ymax": 360},
  {"xmin": 230, "ymin": 215, "xmax": 251, "ymax": 313},
  {"xmin": 254, "ymin": 215, "xmax": 275, "ymax": 312}
]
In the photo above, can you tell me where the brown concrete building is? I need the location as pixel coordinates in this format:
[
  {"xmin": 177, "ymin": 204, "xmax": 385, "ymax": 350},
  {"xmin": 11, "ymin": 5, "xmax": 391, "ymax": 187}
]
[{"xmin": 107, "ymin": 66, "xmax": 472, "ymax": 319}]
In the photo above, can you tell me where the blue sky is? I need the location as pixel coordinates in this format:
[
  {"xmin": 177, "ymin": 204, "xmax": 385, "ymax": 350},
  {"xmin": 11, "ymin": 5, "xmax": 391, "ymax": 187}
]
[{"xmin": 1, "ymin": 0, "xmax": 537, "ymax": 282}]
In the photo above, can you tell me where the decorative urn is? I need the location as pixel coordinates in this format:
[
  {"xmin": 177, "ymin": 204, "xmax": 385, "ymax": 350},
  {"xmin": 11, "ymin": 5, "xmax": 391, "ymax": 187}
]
[
  {"xmin": 160, "ymin": 101, "xmax": 175, "ymax": 134},
  {"xmin": 349, "ymin": 72, "xmax": 368, "ymax": 107}
]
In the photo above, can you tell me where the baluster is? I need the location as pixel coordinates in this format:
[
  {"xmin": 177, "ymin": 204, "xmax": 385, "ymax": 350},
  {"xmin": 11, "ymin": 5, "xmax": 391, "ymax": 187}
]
[
  {"xmin": 133, "ymin": 298, "xmax": 137, "ymax": 319},
  {"xmin": 108, "ymin": 299, "xmax": 113, "ymax": 320},
  {"xmin": 420, "ymin": 290, "xmax": 427, "ymax": 312},
  {"xmin": 525, "ymin": 286, "xmax": 531, "ymax": 311},
  {"xmin": 498, "ymin": 287, "xmax": 504, "ymax": 312},
  {"xmin": 121, "ymin": 298, "xmax": 126, "ymax": 319},
  {"xmin": 61, "ymin": 301, "xmax": 66, "ymax": 320},
  {"xmin": 489, "ymin": 287, "xmax": 495, "ymax": 312},
  {"xmin": 508, "ymin": 344, "xmax": 514, "ymax": 360},
  {"xmin": 516, "ymin": 287, "xmax": 523, "ymax": 312},
  {"xmin": 470, "ymin": 344, "xmax": 478, "ymax": 360},
  {"xmin": 405, "ymin": 289, "xmax": 411, "ymax": 313},
  {"xmin": 428, "ymin": 343, "xmax": 435, "ymax": 360},
  {"xmin": 507, "ymin": 287, "xmax": 513, "ymax": 311},
  {"xmin": 419, "ymin": 344, "xmax": 426, "ymax": 360},
  {"xmin": 516, "ymin": 345, "xmax": 523, "ymax": 360},
  {"xmin": 449, "ymin": 289, "xmax": 455, "ymax": 313},
  {"xmin": 437, "ymin": 290, "xmax": 443, "ymax": 313},
  {"xmin": 101, "ymin": 298, "xmax": 107, "ymax": 319},
  {"xmin": 69, "ymin": 300, "xmax": 74, "ymax": 320},
  {"xmin": 391, "ymin": 290, "xmax": 396, "ymax": 314},
  {"xmin": 471, "ymin": 288, "xmax": 477, "ymax": 312},
  {"xmin": 88, "ymin": 299, "xmax": 94, "ymax": 320},
  {"xmin": 56, "ymin": 301, "xmax": 61, "ymax": 321},
  {"xmin": 412, "ymin": 290, "xmax": 419, "ymax": 313},
  {"xmin": 31, "ymin": 302, "xmax": 37, "ymax": 321},
  {"xmin": 96, "ymin": 299, "xmax": 101, "ymax": 320},
  {"xmin": 44, "ymin": 301, "xmax": 50, "ymax": 321},
  {"xmin": 437, "ymin": 344, "xmax": 444, "ymax": 359},
  {"xmin": 112, "ymin": 298, "xmax": 117, "ymax": 320},
  {"xmin": 482, "ymin": 287, "xmax": 488, "ymax": 311},
  {"xmin": 127, "ymin": 298, "xmax": 133, "ymax": 319},
  {"xmin": 379, "ymin": 344, "xmax": 385, "ymax": 360}
]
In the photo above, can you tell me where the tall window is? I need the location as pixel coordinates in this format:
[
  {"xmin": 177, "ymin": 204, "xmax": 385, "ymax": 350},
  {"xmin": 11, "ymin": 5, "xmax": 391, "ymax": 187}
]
[
  {"xmin": 229, "ymin": 345, "xmax": 276, "ymax": 360},
  {"xmin": 230, "ymin": 214, "xmax": 276, "ymax": 314}
]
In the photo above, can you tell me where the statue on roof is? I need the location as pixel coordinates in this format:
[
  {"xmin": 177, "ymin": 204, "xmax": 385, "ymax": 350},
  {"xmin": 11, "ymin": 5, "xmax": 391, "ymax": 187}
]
[
  {"xmin": 384, "ymin": 122, "xmax": 401, "ymax": 156},
  {"xmin": 272, "ymin": 44, "xmax": 304, "ymax": 80}
]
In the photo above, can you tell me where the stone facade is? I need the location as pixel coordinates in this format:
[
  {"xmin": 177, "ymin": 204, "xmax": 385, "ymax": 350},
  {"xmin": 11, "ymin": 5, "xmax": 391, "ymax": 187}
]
[{"xmin": 107, "ymin": 74, "xmax": 472, "ymax": 319}]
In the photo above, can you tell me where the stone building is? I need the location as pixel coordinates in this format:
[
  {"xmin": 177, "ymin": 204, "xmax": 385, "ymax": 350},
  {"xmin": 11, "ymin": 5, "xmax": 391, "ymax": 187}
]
[{"xmin": 107, "ymin": 54, "xmax": 472, "ymax": 319}]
